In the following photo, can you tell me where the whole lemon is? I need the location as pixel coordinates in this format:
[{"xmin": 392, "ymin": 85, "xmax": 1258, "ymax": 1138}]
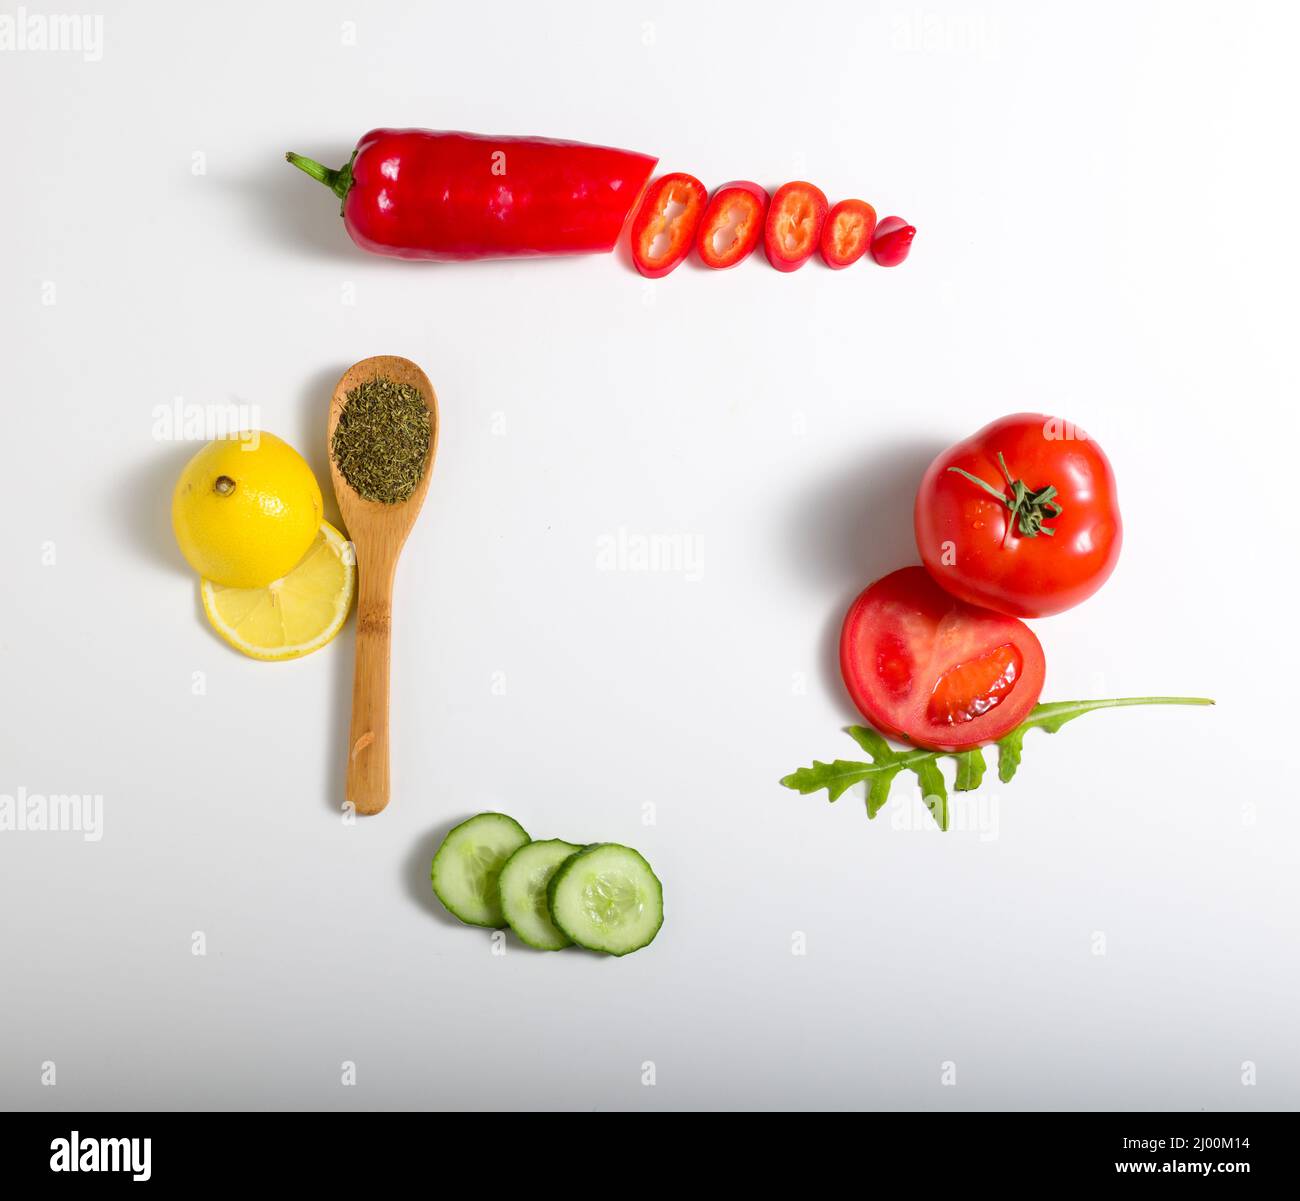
[{"xmin": 172, "ymin": 432, "xmax": 324, "ymax": 588}]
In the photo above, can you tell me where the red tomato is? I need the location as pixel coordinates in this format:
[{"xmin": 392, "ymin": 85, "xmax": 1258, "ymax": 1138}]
[
  {"xmin": 629, "ymin": 173, "xmax": 708, "ymax": 278},
  {"xmin": 870, "ymin": 215, "xmax": 916, "ymax": 266},
  {"xmin": 840, "ymin": 567, "xmax": 1046, "ymax": 751},
  {"xmin": 764, "ymin": 182, "xmax": 829, "ymax": 271},
  {"xmin": 914, "ymin": 413, "xmax": 1122, "ymax": 618},
  {"xmin": 695, "ymin": 181, "xmax": 769, "ymax": 269},
  {"xmin": 819, "ymin": 199, "xmax": 877, "ymax": 269}
]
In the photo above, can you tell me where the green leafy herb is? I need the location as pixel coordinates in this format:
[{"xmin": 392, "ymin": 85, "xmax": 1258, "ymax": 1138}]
[{"xmin": 780, "ymin": 696, "xmax": 1214, "ymax": 831}]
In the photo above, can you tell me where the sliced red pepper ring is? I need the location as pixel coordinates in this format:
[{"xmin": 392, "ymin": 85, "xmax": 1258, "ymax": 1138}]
[
  {"xmin": 819, "ymin": 199, "xmax": 877, "ymax": 269},
  {"xmin": 629, "ymin": 173, "xmax": 708, "ymax": 278},
  {"xmin": 870, "ymin": 215, "xmax": 916, "ymax": 267},
  {"xmin": 764, "ymin": 182, "xmax": 829, "ymax": 272},
  {"xmin": 695, "ymin": 181, "xmax": 769, "ymax": 269}
]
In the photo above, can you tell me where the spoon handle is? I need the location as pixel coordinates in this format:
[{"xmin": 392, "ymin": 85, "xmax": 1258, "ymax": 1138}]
[{"xmin": 346, "ymin": 547, "xmax": 397, "ymax": 815}]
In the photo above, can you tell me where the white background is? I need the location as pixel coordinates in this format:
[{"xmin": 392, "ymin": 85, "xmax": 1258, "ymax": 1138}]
[{"xmin": 2, "ymin": 0, "xmax": 1297, "ymax": 1111}]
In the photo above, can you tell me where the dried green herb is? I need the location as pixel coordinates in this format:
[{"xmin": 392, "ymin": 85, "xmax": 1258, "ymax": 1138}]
[{"xmin": 331, "ymin": 376, "xmax": 430, "ymax": 504}]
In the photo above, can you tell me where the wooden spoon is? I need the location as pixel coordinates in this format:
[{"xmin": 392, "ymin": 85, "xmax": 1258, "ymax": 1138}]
[{"xmin": 327, "ymin": 355, "xmax": 439, "ymax": 816}]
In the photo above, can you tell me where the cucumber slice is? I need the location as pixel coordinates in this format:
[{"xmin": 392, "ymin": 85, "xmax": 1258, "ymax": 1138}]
[
  {"xmin": 547, "ymin": 843, "xmax": 663, "ymax": 956},
  {"xmin": 430, "ymin": 813, "xmax": 530, "ymax": 928},
  {"xmin": 498, "ymin": 839, "xmax": 584, "ymax": 950}
]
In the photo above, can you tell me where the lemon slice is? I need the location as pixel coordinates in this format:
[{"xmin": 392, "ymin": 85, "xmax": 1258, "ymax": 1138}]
[{"xmin": 201, "ymin": 522, "xmax": 355, "ymax": 660}]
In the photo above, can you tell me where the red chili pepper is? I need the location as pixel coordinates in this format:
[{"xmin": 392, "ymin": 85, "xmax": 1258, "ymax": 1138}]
[
  {"xmin": 695, "ymin": 181, "xmax": 769, "ymax": 270},
  {"xmin": 870, "ymin": 215, "xmax": 917, "ymax": 267},
  {"xmin": 764, "ymin": 182, "xmax": 829, "ymax": 272},
  {"xmin": 286, "ymin": 128, "xmax": 657, "ymax": 262},
  {"xmin": 819, "ymin": 199, "xmax": 877, "ymax": 269},
  {"xmin": 629, "ymin": 173, "xmax": 708, "ymax": 278}
]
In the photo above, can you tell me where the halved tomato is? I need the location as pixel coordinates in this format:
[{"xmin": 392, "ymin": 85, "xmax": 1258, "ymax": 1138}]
[{"xmin": 839, "ymin": 566, "xmax": 1045, "ymax": 751}]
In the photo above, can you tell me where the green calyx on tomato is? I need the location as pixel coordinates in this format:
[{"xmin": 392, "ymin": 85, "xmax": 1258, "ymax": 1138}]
[{"xmin": 945, "ymin": 451, "xmax": 1064, "ymax": 542}]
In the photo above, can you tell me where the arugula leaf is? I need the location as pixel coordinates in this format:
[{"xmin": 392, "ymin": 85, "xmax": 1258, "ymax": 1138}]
[
  {"xmin": 995, "ymin": 697, "xmax": 1214, "ymax": 783},
  {"xmin": 953, "ymin": 748, "xmax": 987, "ymax": 791},
  {"xmin": 780, "ymin": 696, "xmax": 1213, "ymax": 830},
  {"xmin": 911, "ymin": 757, "xmax": 949, "ymax": 831},
  {"xmin": 995, "ymin": 727, "xmax": 1027, "ymax": 783},
  {"xmin": 778, "ymin": 758, "xmax": 888, "ymax": 805},
  {"xmin": 845, "ymin": 726, "xmax": 904, "ymax": 815},
  {"xmin": 781, "ymin": 726, "xmax": 951, "ymax": 824}
]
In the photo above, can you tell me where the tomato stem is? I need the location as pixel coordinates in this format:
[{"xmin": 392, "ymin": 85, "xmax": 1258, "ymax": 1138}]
[{"xmin": 947, "ymin": 451, "xmax": 1063, "ymax": 542}]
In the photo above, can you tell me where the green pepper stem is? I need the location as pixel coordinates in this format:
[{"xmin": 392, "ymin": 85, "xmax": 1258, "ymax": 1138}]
[{"xmin": 285, "ymin": 151, "xmax": 354, "ymax": 208}]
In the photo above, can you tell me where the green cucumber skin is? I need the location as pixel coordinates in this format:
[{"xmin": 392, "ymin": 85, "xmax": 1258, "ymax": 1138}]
[
  {"xmin": 429, "ymin": 812, "xmax": 531, "ymax": 929},
  {"xmin": 546, "ymin": 843, "xmax": 664, "ymax": 957},
  {"xmin": 497, "ymin": 839, "xmax": 583, "ymax": 951}
]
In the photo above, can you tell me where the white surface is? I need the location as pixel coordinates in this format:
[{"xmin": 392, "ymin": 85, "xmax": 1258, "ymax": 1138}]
[{"xmin": 2, "ymin": 0, "xmax": 1297, "ymax": 1111}]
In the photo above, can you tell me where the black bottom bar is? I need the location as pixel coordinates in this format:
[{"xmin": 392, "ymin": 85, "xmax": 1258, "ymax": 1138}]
[{"xmin": 2, "ymin": 1109, "xmax": 1287, "ymax": 1186}]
